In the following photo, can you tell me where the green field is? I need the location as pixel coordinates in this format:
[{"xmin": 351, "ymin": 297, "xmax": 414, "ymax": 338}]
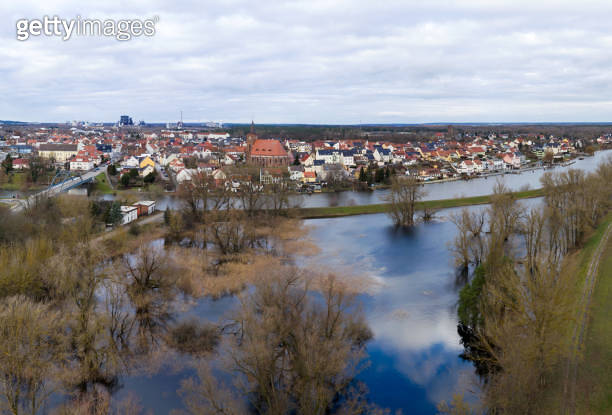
[
  {"xmin": 0, "ymin": 172, "xmax": 45, "ymax": 191},
  {"xmin": 576, "ymin": 218, "xmax": 612, "ymax": 413},
  {"xmin": 94, "ymin": 173, "xmax": 114, "ymax": 194},
  {"xmin": 294, "ymin": 188, "xmax": 544, "ymax": 219}
]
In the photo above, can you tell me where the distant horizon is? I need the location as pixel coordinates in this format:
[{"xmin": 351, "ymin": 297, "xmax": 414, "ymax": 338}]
[{"xmin": 3, "ymin": 120, "xmax": 612, "ymax": 128}]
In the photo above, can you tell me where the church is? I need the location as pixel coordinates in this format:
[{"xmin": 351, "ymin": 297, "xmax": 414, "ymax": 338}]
[{"xmin": 246, "ymin": 121, "xmax": 292, "ymax": 167}]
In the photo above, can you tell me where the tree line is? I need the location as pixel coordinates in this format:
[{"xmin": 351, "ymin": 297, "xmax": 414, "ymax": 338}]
[
  {"xmin": 442, "ymin": 157, "xmax": 612, "ymax": 414},
  {"xmin": 0, "ymin": 171, "xmax": 386, "ymax": 414}
]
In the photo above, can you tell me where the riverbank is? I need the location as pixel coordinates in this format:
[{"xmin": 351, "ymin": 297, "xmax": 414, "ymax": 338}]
[
  {"xmin": 294, "ymin": 188, "xmax": 544, "ymax": 219},
  {"xmin": 0, "ymin": 172, "xmax": 46, "ymax": 192}
]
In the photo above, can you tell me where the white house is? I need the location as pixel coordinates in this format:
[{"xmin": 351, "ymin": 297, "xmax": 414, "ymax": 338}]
[
  {"xmin": 221, "ymin": 154, "xmax": 236, "ymax": 165},
  {"xmin": 288, "ymin": 165, "xmax": 304, "ymax": 181},
  {"xmin": 120, "ymin": 206, "xmax": 138, "ymax": 225},
  {"xmin": 301, "ymin": 153, "xmax": 315, "ymax": 167},
  {"xmin": 176, "ymin": 168, "xmax": 199, "ymax": 183},
  {"xmin": 456, "ymin": 160, "xmax": 474, "ymax": 174},
  {"xmin": 159, "ymin": 153, "xmax": 179, "ymax": 167},
  {"xmin": 340, "ymin": 151, "xmax": 355, "ymax": 167},
  {"xmin": 472, "ymin": 159, "xmax": 485, "ymax": 173},
  {"xmin": 315, "ymin": 149, "xmax": 340, "ymax": 164},
  {"xmin": 12, "ymin": 158, "xmax": 30, "ymax": 170},
  {"xmin": 502, "ymin": 153, "xmax": 521, "ymax": 169},
  {"xmin": 121, "ymin": 156, "xmax": 139, "ymax": 169},
  {"xmin": 211, "ymin": 168, "xmax": 227, "ymax": 183},
  {"xmin": 487, "ymin": 158, "xmax": 505, "ymax": 171},
  {"xmin": 70, "ymin": 156, "xmax": 94, "ymax": 171},
  {"xmin": 373, "ymin": 147, "xmax": 391, "ymax": 163}
]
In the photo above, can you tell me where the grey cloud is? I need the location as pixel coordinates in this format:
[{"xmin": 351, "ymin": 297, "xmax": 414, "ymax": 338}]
[{"xmin": 2, "ymin": 0, "xmax": 612, "ymax": 122}]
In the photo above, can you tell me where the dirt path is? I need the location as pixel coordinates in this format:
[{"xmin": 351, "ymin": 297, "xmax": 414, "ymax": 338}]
[{"xmin": 563, "ymin": 222, "xmax": 612, "ymax": 414}]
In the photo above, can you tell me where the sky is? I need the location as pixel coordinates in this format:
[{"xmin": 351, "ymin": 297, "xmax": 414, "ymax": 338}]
[{"xmin": 2, "ymin": 0, "xmax": 612, "ymax": 124}]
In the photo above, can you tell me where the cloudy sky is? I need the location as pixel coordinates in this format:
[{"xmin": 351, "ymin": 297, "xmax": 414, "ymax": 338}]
[{"xmin": 2, "ymin": 0, "xmax": 612, "ymax": 124}]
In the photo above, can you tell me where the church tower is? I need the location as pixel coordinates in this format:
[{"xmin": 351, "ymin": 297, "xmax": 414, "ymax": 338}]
[{"xmin": 246, "ymin": 120, "xmax": 257, "ymax": 161}]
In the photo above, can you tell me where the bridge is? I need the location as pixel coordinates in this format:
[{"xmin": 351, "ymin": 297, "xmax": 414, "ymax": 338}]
[{"xmin": 8, "ymin": 165, "xmax": 107, "ymax": 212}]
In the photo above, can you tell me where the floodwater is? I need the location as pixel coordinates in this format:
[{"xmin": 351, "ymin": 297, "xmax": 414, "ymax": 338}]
[
  {"xmin": 117, "ymin": 207, "xmax": 484, "ymax": 414},
  {"xmin": 110, "ymin": 153, "xmax": 612, "ymax": 413}
]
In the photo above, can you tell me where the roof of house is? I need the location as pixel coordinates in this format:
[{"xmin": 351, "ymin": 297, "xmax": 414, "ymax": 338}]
[
  {"xmin": 251, "ymin": 139, "xmax": 288, "ymax": 157},
  {"xmin": 133, "ymin": 200, "xmax": 156, "ymax": 207},
  {"xmin": 39, "ymin": 144, "xmax": 78, "ymax": 152}
]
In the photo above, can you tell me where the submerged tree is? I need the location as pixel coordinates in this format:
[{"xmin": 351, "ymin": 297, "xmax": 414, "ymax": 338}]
[
  {"xmin": 177, "ymin": 267, "xmax": 375, "ymax": 415},
  {"xmin": 385, "ymin": 175, "xmax": 425, "ymax": 227},
  {"xmin": 0, "ymin": 296, "xmax": 65, "ymax": 415},
  {"xmin": 120, "ymin": 244, "xmax": 177, "ymax": 353}
]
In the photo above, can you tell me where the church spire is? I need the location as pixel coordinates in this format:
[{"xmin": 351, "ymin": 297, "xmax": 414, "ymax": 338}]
[{"xmin": 250, "ymin": 120, "xmax": 255, "ymax": 134}]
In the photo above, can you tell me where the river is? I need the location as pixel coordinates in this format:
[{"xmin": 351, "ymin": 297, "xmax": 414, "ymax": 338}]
[{"xmin": 97, "ymin": 150, "xmax": 611, "ymax": 210}]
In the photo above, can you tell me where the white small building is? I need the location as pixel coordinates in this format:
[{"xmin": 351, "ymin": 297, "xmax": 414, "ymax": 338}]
[{"xmin": 120, "ymin": 206, "xmax": 138, "ymax": 225}]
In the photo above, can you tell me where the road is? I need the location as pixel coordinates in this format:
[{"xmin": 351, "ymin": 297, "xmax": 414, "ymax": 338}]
[
  {"xmin": 10, "ymin": 165, "xmax": 107, "ymax": 212},
  {"xmin": 563, "ymin": 222, "xmax": 612, "ymax": 414}
]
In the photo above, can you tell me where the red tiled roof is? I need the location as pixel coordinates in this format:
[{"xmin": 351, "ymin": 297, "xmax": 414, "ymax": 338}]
[{"xmin": 251, "ymin": 139, "xmax": 288, "ymax": 157}]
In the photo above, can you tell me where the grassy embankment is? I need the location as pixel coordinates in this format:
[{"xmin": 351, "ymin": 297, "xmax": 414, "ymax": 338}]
[
  {"xmin": 574, "ymin": 213, "xmax": 612, "ymax": 414},
  {"xmin": 0, "ymin": 172, "xmax": 46, "ymax": 192},
  {"xmin": 540, "ymin": 212, "xmax": 612, "ymax": 413},
  {"xmin": 294, "ymin": 188, "xmax": 544, "ymax": 219},
  {"xmin": 93, "ymin": 173, "xmax": 114, "ymax": 194}
]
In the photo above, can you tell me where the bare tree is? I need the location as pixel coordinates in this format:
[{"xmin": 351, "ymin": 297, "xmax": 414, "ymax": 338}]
[
  {"xmin": 263, "ymin": 181, "xmax": 290, "ymax": 216},
  {"xmin": 237, "ymin": 180, "xmax": 265, "ymax": 218},
  {"xmin": 176, "ymin": 266, "xmax": 374, "ymax": 415},
  {"xmin": 385, "ymin": 176, "xmax": 425, "ymax": 227},
  {"xmin": 120, "ymin": 244, "xmax": 176, "ymax": 353},
  {"xmin": 450, "ymin": 208, "xmax": 487, "ymax": 272},
  {"xmin": 0, "ymin": 296, "xmax": 65, "ymax": 415}
]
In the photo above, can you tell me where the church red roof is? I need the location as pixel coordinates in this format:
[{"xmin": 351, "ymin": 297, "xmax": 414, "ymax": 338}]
[{"xmin": 251, "ymin": 139, "xmax": 288, "ymax": 157}]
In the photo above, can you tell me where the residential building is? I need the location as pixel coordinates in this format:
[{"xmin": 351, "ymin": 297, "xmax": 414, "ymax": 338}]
[
  {"xmin": 70, "ymin": 156, "xmax": 94, "ymax": 171},
  {"xmin": 38, "ymin": 144, "xmax": 78, "ymax": 163},
  {"xmin": 120, "ymin": 206, "xmax": 138, "ymax": 225}
]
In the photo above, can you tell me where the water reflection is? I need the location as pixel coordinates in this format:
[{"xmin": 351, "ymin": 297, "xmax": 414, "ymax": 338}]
[{"xmin": 303, "ymin": 212, "xmax": 484, "ymax": 413}]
